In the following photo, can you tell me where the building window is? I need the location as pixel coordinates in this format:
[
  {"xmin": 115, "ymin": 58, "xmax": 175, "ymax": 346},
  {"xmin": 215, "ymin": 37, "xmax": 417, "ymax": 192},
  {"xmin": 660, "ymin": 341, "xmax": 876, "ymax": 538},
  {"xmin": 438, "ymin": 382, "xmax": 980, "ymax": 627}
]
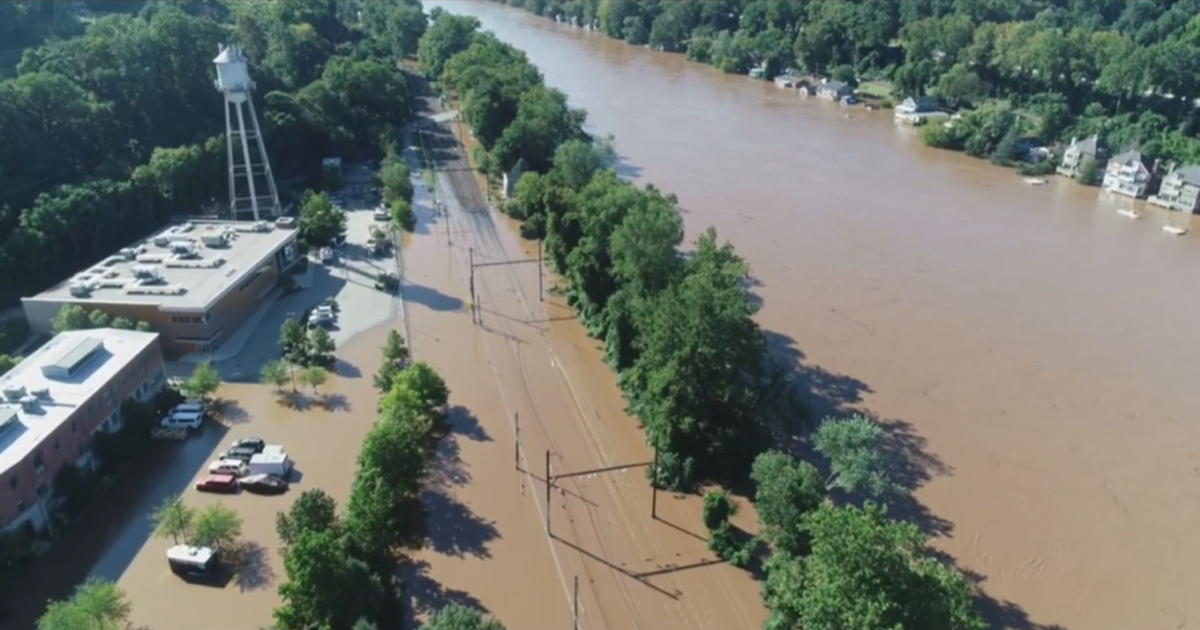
[
  {"xmin": 7, "ymin": 475, "xmax": 16, "ymax": 490},
  {"xmin": 34, "ymin": 453, "xmax": 45, "ymax": 477},
  {"xmin": 71, "ymin": 419, "xmax": 78, "ymax": 433},
  {"xmin": 16, "ymin": 500, "xmax": 25, "ymax": 513},
  {"xmin": 53, "ymin": 438, "xmax": 60, "ymax": 451},
  {"xmin": 36, "ymin": 484, "xmax": 48, "ymax": 499}
]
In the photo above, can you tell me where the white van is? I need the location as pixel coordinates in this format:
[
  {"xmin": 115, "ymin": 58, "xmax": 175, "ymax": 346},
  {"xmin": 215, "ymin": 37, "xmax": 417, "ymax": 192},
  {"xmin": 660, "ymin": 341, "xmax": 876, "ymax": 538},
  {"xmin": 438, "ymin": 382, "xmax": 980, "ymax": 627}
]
[{"xmin": 161, "ymin": 411, "xmax": 203, "ymax": 431}]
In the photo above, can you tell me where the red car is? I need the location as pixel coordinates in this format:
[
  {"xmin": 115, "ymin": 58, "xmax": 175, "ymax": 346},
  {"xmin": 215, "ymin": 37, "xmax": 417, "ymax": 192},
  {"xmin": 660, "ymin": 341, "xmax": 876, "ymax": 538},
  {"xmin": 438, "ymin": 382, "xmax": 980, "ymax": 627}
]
[{"xmin": 195, "ymin": 474, "xmax": 238, "ymax": 493}]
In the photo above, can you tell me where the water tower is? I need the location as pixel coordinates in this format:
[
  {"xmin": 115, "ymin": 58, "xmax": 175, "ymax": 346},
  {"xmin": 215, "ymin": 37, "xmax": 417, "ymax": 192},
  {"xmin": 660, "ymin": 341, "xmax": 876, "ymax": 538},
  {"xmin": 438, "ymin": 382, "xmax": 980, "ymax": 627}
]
[{"xmin": 214, "ymin": 43, "xmax": 280, "ymax": 220}]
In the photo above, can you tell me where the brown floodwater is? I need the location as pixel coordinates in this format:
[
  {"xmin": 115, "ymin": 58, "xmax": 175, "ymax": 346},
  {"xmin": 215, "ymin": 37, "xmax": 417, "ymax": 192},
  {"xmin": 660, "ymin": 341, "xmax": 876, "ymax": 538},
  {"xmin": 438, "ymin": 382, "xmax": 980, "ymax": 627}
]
[{"xmin": 427, "ymin": 3, "xmax": 1200, "ymax": 629}]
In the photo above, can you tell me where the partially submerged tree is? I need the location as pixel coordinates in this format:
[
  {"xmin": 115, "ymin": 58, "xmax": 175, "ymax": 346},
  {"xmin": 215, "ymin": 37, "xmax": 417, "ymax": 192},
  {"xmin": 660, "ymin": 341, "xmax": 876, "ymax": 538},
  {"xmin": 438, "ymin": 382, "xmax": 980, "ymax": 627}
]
[
  {"xmin": 762, "ymin": 503, "xmax": 985, "ymax": 630},
  {"xmin": 179, "ymin": 361, "xmax": 221, "ymax": 401},
  {"xmin": 277, "ymin": 489, "xmax": 339, "ymax": 547},
  {"xmin": 812, "ymin": 414, "xmax": 892, "ymax": 498},
  {"xmin": 260, "ymin": 359, "xmax": 293, "ymax": 392},
  {"xmin": 750, "ymin": 450, "xmax": 825, "ymax": 554},
  {"xmin": 37, "ymin": 578, "xmax": 131, "ymax": 630},
  {"xmin": 425, "ymin": 603, "xmax": 507, "ymax": 630},
  {"xmin": 150, "ymin": 494, "xmax": 195, "ymax": 544},
  {"xmin": 191, "ymin": 503, "xmax": 243, "ymax": 551}
]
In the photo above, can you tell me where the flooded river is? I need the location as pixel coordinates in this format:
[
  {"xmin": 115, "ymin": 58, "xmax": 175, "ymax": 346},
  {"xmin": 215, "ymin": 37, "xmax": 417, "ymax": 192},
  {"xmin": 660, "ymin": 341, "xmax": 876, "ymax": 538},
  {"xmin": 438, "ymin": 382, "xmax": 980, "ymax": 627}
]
[{"xmin": 427, "ymin": 3, "xmax": 1200, "ymax": 629}]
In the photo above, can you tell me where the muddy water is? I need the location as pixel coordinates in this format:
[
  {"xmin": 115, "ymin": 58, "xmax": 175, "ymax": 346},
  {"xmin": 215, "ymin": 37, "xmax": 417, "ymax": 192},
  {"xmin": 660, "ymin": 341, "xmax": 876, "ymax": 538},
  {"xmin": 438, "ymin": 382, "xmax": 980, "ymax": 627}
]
[{"xmin": 426, "ymin": 3, "xmax": 1200, "ymax": 629}]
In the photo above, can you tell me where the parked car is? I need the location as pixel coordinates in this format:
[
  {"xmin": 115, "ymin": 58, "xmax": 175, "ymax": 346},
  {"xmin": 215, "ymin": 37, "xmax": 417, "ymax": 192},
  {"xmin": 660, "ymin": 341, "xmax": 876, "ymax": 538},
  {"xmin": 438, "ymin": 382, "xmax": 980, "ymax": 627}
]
[
  {"xmin": 208, "ymin": 459, "xmax": 250, "ymax": 477},
  {"xmin": 167, "ymin": 544, "xmax": 218, "ymax": 579},
  {"xmin": 373, "ymin": 207, "xmax": 389, "ymax": 221},
  {"xmin": 240, "ymin": 473, "xmax": 288, "ymax": 494},
  {"xmin": 230, "ymin": 437, "xmax": 265, "ymax": 453},
  {"xmin": 221, "ymin": 446, "xmax": 258, "ymax": 462},
  {"xmin": 319, "ymin": 246, "xmax": 336, "ymax": 265},
  {"xmin": 195, "ymin": 474, "xmax": 239, "ymax": 493},
  {"xmin": 161, "ymin": 411, "xmax": 204, "ymax": 431},
  {"xmin": 172, "ymin": 402, "xmax": 205, "ymax": 415}
]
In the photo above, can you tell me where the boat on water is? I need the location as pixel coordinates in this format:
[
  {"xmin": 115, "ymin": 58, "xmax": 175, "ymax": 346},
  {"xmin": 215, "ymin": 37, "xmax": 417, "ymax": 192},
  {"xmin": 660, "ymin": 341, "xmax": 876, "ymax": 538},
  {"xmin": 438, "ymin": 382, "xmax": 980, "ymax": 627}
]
[{"xmin": 1022, "ymin": 177, "xmax": 1047, "ymax": 186}]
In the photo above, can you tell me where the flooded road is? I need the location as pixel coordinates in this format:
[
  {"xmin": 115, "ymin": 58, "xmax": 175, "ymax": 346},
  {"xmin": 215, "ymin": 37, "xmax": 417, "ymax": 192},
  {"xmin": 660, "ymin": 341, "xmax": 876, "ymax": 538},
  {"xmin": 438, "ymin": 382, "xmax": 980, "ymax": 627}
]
[{"xmin": 427, "ymin": 3, "xmax": 1200, "ymax": 629}]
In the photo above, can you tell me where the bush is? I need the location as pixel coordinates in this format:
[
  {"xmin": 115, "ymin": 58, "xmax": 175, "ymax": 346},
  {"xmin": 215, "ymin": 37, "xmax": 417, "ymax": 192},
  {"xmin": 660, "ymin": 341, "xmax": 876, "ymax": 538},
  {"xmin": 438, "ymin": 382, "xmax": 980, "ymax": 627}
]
[
  {"xmin": 1018, "ymin": 160, "xmax": 1057, "ymax": 176},
  {"xmin": 1078, "ymin": 158, "xmax": 1102, "ymax": 186},
  {"xmin": 880, "ymin": 98, "xmax": 894, "ymax": 109},
  {"xmin": 707, "ymin": 523, "xmax": 756, "ymax": 568},
  {"xmin": 702, "ymin": 489, "xmax": 736, "ymax": 531},
  {"xmin": 375, "ymin": 272, "xmax": 399, "ymax": 293},
  {"xmin": 390, "ymin": 200, "xmax": 414, "ymax": 232}
]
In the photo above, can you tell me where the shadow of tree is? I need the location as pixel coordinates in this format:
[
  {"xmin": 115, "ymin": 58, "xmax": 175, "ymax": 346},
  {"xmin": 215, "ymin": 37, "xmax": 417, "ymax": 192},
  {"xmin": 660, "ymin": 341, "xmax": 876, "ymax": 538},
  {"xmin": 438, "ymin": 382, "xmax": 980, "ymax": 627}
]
[
  {"xmin": 418, "ymin": 489, "xmax": 499, "ymax": 559},
  {"xmin": 212, "ymin": 399, "xmax": 250, "ymax": 425},
  {"xmin": 333, "ymin": 359, "xmax": 361, "ymax": 378},
  {"xmin": 231, "ymin": 540, "xmax": 275, "ymax": 592},
  {"xmin": 400, "ymin": 557, "xmax": 488, "ymax": 620},
  {"xmin": 323, "ymin": 393, "xmax": 350, "ymax": 412},
  {"xmin": 446, "ymin": 405, "xmax": 491, "ymax": 442}
]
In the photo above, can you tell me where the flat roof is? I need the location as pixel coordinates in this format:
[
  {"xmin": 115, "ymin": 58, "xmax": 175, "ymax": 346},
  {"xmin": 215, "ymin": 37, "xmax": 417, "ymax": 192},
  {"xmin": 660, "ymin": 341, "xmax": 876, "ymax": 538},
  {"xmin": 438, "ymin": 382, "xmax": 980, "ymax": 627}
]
[
  {"xmin": 26, "ymin": 220, "xmax": 296, "ymax": 311},
  {"xmin": 0, "ymin": 328, "xmax": 159, "ymax": 473}
]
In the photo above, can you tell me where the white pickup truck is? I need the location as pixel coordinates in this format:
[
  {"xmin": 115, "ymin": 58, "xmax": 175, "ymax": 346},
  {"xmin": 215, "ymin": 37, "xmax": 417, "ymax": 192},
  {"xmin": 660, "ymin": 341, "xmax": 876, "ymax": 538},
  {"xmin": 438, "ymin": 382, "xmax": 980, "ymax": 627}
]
[{"xmin": 160, "ymin": 410, "xmax": 204, "ymax": 431}]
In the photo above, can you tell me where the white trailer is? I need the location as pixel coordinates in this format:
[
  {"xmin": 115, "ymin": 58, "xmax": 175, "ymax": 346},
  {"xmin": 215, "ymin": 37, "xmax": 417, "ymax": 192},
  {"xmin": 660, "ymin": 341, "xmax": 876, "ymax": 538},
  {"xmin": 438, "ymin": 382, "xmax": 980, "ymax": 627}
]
[{"xmin": 248, "ymin": 445, "xmax": 292, "ymax": 476}]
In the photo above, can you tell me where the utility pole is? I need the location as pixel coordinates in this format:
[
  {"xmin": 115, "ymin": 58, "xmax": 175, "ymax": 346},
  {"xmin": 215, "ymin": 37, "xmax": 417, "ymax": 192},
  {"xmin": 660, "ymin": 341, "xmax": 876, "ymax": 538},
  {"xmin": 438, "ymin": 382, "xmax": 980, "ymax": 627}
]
[
  {"xmin": 572, "ymin": 575, "xmax": 580, "ymax": 630},
  {"xmin": 514, "ymin": 412, "xmax": 520, "ymax": 469},
  {"xmin": 545, "ymin": 449, "xmax": 552, "ymax": 535},
  {"xmin": 651, "ymin": 447, "xmax": 659, "ymax": 519},
  {"xmin": 538, "ymin": 239, "xmax": 544, "ymax": 301},
  {"xmin": 469, "ymin": 247, "xmax": 477, "ymax": 324}
]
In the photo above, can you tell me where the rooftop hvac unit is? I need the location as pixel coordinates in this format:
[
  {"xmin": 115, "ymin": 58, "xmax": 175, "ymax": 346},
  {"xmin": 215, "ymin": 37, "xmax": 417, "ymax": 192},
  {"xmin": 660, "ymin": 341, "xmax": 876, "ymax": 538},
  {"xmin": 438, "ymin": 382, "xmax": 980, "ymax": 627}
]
[
  {"xmin": 30, "ymin": 387, "xmax": 50, "ymax": 400},
  {"xmin": 201, "ymin": 233, "xmax": 228, "ymax": 247},
  {"xmin": 179, "ymin": 222, "xmax": 194, "ymax": 232},
  {"xmin": 19, "ymin": 395, "xmax": 40, "ymax": 413},
  {"xmin": 118, "ymin": 248, "xmax": 138, "ymax": 260},
  {"xmin": 136, "ymin": 254, "xmax": 166, "ymax": 264},
  {"xmin": 3, "ymin": 385, "xmax": 26, "ymax": 402},
  {"xmin": 69, "ymin": 281, "xmax": 94, "ymax": 297},
  {"xmin": 132, "ymin": 265, "xmax": 163, "ymax": 280},
  {"xmin": 103, "ymin": 255, "xmax": 125, "ymax": 266}
]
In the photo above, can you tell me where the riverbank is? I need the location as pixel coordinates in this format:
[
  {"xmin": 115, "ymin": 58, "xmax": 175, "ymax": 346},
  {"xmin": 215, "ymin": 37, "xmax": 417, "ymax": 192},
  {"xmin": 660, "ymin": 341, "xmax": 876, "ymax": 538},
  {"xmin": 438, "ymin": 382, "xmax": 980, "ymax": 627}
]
[{"xmin": 425, "ymin": 3, "xmax": 1200, "ymax": 629}]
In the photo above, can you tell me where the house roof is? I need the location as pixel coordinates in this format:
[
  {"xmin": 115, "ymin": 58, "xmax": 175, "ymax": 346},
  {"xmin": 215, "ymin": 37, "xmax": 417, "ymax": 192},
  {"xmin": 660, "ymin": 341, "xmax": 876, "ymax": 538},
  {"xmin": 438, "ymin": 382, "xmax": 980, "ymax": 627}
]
[
  {"xmin": 1070, "ymin": 135, "xmax": 1099, "ymax": 154},
  {"xmin": 905, "ymin": 95, "xmax": 939, "ymax": 110},
  {"xmin": 820, "ymin": 80, "xmax": 849, "ymax": 92},
  {"xmin": 1169, "ymin": 164, "xmax": 1200, "ymax": 186},
  {"xmin": 1110, "ymin": 149, "xmax": 1147, "ymax": 166}
]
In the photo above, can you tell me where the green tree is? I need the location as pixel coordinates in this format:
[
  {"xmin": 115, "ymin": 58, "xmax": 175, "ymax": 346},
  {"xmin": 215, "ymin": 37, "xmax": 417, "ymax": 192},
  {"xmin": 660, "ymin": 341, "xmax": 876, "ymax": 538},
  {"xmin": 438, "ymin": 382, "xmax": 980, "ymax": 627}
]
[
  {"xmin": 0, "ymin": 354, "xmax": 16, "ymax": 376},
  {"xmin": 384, "ymin": 362, "xmax": 449, "ymax": 422},
  {"xmin": 280, "ymin": 317, "xmax": 308, "ymax": 365},
  {"xmin": 110, "ymin": 316, "xmax": 134, "ymax": 330},
  {"xmin": 702, "ymin": 488, "xmax": 736, "ymax": 531},
  {"xmin": 299, "ymin": 365, "xmax": 327, "ymax": 396},
  {"xmin": 1078, "ymin": 157, "xmax": 1103, "ymax": 186},
  {"xmin": 417, "ymin": 10, "xmax": 480, "ymax": 79},
  {"xmin": 51, "ymin": 304, "xmax": 91, "ymax": 333},
  {"xmin": 37, "ymin": 578, "xmax": 131, "ymax": 630},
  {"xmin": 297, "ymin": 190, "xmax": 346, "ymax": 248},
  {"xmin": 135, "ymin": 321, "xmax": 153, "ymax": 333},
  {"xmin": 426, "ymin": 603, "xmax": 507, "ymax": 630},
  {"xmin": 88, "ymin": 309, "xmax": 111, "ymax": 328},
  {"xmin": 378, "ymin": 154, "xmax": 413, "ymax": 205},
  {"xmin": 192, "ymin": 503, "xmax": 242, "ymax": 551},
  {"xmin": 308, "ymin": 327, "xmax": 336, "ymax": 367},
  {"xmin": 275, "ymin": 530, "xmax": 382, "ymax": 630},
  {"xmin": 936, "ymin": 63, "xmax": 987, "ymax": 108},
  {"xmin": 276, "ymin": 489, "xmax": 339, "ymax": 546},
  {"xmin": 750, "ymin": 451, "xmax": 825, "ymax": 554},
  {"xmin": 373, "ymin": 330, "xmax": 409, "ymax": 393},
  {"xmin": 390, "ymin": 199, "xmax": 414, "ymax": 232},
  {"xmin": 260, "ymin": 359, "xmax": 292, "ymax": 392},
  {"xmin": 179, "ymin": 361, "xmax": 221, "ymax": 401},
  {"xmin": 762, "ymin": 504, "xmax": 985, "ymax": 630},
  {"xmin": 812, "ymin": 415, "xmax": 891, "ymax": 497},
  {"xmin": 150, "ymin": 494, "xmax": 195, "ymax": 544}
]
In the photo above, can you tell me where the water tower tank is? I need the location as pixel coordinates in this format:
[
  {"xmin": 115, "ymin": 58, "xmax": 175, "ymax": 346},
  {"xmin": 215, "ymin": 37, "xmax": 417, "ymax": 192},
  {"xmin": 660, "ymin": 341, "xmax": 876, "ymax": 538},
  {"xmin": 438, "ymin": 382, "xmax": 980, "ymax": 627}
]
[{"xmin": 213, "ymin": 44, "xmax": 253, "ymax": 97}]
